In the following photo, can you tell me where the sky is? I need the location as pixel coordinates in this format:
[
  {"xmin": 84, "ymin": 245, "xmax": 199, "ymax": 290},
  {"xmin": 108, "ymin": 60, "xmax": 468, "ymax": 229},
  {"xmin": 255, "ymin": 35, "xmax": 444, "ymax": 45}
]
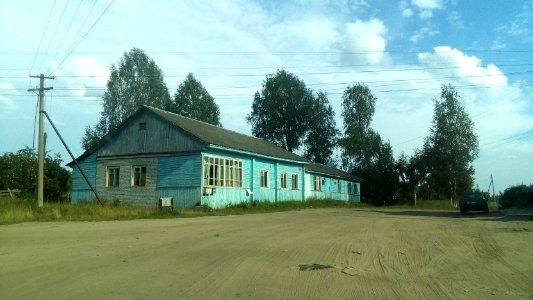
[{"xmin": 1, "ymin": 0, "xmax": 532, "ymax": 194}]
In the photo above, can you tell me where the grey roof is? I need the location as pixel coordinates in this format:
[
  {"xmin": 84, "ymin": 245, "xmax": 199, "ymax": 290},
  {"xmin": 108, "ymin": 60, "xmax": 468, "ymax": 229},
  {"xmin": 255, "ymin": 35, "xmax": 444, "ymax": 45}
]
[
  {"xmin": 306, "ymin": 163, "xmax": 362, "ymax": 182},
  {"xmin": 69, "ymin": 106, "xmax": 362, "ymax": 182},
  {"xmin": 144, "ymin": 106, "xmax": 307, "ymax": 162}
]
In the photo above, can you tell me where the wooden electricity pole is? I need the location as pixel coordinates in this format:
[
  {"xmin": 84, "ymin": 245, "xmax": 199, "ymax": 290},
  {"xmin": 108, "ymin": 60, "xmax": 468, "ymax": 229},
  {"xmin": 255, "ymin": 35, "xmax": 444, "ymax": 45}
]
[{"xmin": 28, "ymin": 74, "xmax": 54, "ymax": 207}]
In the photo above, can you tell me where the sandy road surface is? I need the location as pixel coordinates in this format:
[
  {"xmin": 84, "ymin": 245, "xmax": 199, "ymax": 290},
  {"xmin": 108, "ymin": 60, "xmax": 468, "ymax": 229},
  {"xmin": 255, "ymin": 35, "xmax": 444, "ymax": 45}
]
[{"xmin": 1, "ymin": 209, "xmax": 532, "ymax": 300}]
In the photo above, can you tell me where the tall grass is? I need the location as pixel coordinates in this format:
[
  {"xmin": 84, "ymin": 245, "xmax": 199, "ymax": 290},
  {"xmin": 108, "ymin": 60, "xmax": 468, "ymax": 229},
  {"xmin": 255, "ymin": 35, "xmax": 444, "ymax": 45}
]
[{"xmin": 0, "ymin": 198, "xmax": 371, "ymax": 225}]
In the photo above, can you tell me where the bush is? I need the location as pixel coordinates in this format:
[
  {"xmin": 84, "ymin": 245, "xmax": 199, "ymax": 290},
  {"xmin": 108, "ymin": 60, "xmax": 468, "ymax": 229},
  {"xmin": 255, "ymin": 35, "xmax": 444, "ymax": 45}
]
[{"xmin": 499, "ymin": 185, "xmax": 533, "ymax": 209}]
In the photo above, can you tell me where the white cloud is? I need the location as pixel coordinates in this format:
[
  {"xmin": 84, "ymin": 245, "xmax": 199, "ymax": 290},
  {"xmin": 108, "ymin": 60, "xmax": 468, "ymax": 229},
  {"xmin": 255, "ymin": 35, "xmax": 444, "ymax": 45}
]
[
  {"xmin": 418, "ymin": 46, "xmax": 507, "ymax": 86},
  {"xmin": 0, "ymin": 82, "xmax": 19, "ymax": 118},
  {"xmin": 496, "ymin": 1, "xmax": 532, "ymax": 37},
  {"xmin": 401, "ymin": 0, "xmax": 443, "ymax": 19},
  {"xmin": 402, "ymin": 8, "xmax": 414, "ymax": 18},
  {"xmin": 412, "ymin": 0, "xmax": 442, "ymax": 10},
  {"xmin": 418, "ymin": 10, "xmax": 433, "ymax": 19},
  {"xmin": 409, "ymin": 27, "xmax": 439, "ymax": 43},
  {"xmin": 341, "ymin": 19, "xmax": 388, "ymax": 65},
  {"xmin": 415, "ymin": 46, "xmax": 533, "ymax": 192}
]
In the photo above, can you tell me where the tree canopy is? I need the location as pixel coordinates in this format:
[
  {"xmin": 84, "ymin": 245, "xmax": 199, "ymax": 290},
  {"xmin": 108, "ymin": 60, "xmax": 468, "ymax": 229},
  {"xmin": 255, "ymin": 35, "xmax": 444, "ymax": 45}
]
[
  {"xmin": 340, "ymin": 83, "xmax": 378, "ymax": 171},
  {"xmin": 422, "ymin": 84, "xmax": 479, "ymax": 202},
  {"xmin": 168, "ymin": 73, "xmax": 221, "ymax": 126},
  {"xmin": 339, "ymin": 83, "xmax": 398, "ymax": 205},
  {"xmin": 247, "ymin": 70, "xmax": 314, "ymax": 152},
  {"xmin": 81, "ymin": 48, "xmax": 171, "ymax": 150},
  {"xmin": 304, "ymin": 91, "xmax": 339, "ymax": 165},
  {"xmin": 0, "ymin": 147, "xmax": 70, "ymax": 201},
  {"xmin": 247, "ymin": 70, "xmax": 338, "ymax": 164}
]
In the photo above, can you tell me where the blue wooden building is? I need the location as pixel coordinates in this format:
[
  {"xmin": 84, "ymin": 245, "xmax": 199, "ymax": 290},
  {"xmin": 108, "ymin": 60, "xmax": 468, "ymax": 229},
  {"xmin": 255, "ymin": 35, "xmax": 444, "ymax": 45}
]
[{"xmin": 68, "ymin": 106, "xmax": 361, "ymax": 208}]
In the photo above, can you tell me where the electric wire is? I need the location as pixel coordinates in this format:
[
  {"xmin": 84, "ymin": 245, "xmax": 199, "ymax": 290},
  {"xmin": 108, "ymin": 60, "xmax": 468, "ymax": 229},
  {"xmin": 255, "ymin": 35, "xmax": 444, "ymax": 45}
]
[
  {"xmin": 38, "ymin": 0, "xmax": 70, "ymax": 73},
  {"xmin": 47, "ymin": 0, "xmax": 84, "ymax": 76},
  {"xmin": 28, "ymin": 0, "xmax": 57, "ymax": 76},
  {"xmin": 54, "ymin": 0, "xmax": 116, "ymax": 74}
]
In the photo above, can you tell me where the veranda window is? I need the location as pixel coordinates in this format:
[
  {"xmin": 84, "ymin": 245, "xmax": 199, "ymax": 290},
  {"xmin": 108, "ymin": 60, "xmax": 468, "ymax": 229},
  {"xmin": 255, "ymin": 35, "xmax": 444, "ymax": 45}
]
[{"xmin": 203, "ymin": 155, "xmax": 243, "ymax": 187}]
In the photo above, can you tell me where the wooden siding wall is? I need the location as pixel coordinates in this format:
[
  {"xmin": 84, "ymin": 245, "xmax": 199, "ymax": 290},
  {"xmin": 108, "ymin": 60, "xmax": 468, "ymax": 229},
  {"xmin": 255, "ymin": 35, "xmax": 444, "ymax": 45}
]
[
  {"xmin": 201, "ymin": 149, "xmax": 305, "ymax": 208},
  {"xmin": 96, "ymin": 157, "xmax": 158, "ymax": 206},
  {"xmin": 200, "ymin": 150, "xmax": 253, "ymax": 208},
  {"xmin": 156, "ymin": 154, "xmax": 202, "ymax": 208},
  {"xmin": 98, "ymin": 112, "xmax": 206, "ymax": 157},
  {"xmin": 71, "ymin": 154, "xmax": 97, "ymax": 203},
  {"xmin": 304, "ymin": 173, "xmax": 361, "ymax": 202}
]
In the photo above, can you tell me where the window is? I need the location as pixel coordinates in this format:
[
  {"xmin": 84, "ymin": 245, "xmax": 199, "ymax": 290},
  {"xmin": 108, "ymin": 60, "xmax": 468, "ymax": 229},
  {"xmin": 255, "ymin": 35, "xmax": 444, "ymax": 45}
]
[
  {"xmin": 138, "ymin": 122, "xmax": 147, "ymax": 131},
  {"xmin": 132, "ymin": 166, "xmax": 147, "ymax": 186},
  {"xmin": 260, "ymin": 169, "xmax": 269, "ymax": 188},
  {"xmin": 314, "ymin": 175, "xmax": 322, "ymax": 191},
  {"xmin": 106, "ymin": 167, "xmax": 120, "ymax": 187},
  {"xmin": 291, "ymin": 173, "xmax": 299, "ymax": 190},
  {"xmin": 203, "ymin": 155, "xmax": 242, "ymax": 187},
  {"xmin": 281, "ymin": 173, "xmax": 288, "ymax": 189},
  {"xmin": 337, "ymin": 179, "xmax": 341, "ymax": 193},
  {"xmin": 348, "ymin": 182, "xmax": 358, "ymax": 194}
]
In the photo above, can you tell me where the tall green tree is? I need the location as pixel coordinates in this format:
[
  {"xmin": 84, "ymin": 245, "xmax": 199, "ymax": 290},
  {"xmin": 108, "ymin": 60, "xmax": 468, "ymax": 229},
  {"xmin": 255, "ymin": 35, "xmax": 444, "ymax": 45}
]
[
  {"xmin": 422, "ymin": 84, "xmax": 479, "ymax": 204},
  {"xmin": 340, "ymin": 83, "xmax": 399, "ymax": 205},
  {"xmin": 397, "ymin": 150, "xmax": 428, "ymax": 205},
  {"xmin": 168, "ymin": 73, "xmax": 221, "ymax": 126},
  {"xmin": 339, "ymin": 83, "xmax": 378, "ymax": 172},
  {"xmin": 247, "ymin": 70, "xmax": 314, "ymax": 152},
  {"xmin": 304, "ymin": 91, "xmax": 339, "ymax": 165},
  {"xmin": 81, "ymin": 48, "xmax": 171, "ymax": 150}
]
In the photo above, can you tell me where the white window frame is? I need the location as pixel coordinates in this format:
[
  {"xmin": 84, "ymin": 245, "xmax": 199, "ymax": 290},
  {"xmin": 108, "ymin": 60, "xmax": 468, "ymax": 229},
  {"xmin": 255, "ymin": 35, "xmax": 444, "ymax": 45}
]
[
  {"xmin": 291, "ymin": 173, "xmax": 299, "ymax": 190},
  {"xmin": 131, "ymin": 166, "xmax": 147, "ymax": 187},
  {"xmin": 280, "ymin": 172, "xmax": 288, "ymax": 189},
  {"xmin": 203, "ymin": 155, "xmax": 243, "ymax": 188},
  {"xmin": 106, "ymin": 166, "xmax": 120, "ymax": 187},
  {"xmin": 314, "ymin": 175, "xmax": 322, "ymax": 191},
  {"xmin": 260, "ymin": 169, "xmax": 270, "ymax": 188}
]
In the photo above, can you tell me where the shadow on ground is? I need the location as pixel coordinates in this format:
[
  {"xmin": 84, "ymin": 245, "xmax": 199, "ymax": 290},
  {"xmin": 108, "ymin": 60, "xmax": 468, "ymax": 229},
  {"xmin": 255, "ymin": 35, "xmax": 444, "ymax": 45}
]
[{"xmin": 352, "ymin": 209, "xmax": 532, "ymax": 222}]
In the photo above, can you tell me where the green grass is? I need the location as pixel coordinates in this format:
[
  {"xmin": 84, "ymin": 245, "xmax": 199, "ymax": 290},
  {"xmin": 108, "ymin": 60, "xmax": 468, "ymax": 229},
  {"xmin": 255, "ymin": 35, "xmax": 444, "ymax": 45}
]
[
  {"xmin": 3, "ymin": 197, "xmax": 490, "ymax": 225},
  {"xmin": 386, "ymin": 200, "xmax": 458, "ymax": 210},
  {"xmin": 0, "ymin": 198, "xmax": 372, "ymax": 225}
]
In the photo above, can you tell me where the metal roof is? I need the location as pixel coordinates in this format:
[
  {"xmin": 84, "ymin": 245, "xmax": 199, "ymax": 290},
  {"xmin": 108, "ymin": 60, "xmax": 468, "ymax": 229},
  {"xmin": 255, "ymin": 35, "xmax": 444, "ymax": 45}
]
[
  {"xmin": 144, "ymin": 106, "xmax": 308, "ymax": 162},
  {"xmin": 306, "ymin": 163, "xmax": 362, "ymax": 182},
  {"xmin": 68, "ymin": 106, "xmax": 362, "ymax": 181}
]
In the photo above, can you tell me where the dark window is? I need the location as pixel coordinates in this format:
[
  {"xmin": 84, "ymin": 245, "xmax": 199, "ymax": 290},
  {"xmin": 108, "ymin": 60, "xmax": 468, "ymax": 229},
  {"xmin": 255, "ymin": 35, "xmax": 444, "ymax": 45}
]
[
  {"xmin": 132, "ymin": 166, "xmax": 147, "ymax": 186},
  {"xmin": 260, "ymin": 170, "xmax": 269, "ymax": 188},
  {"xmin": 281, "ymin": 173, "xmax": 288, "ymax": 189},
  {"xmin": 138, "ymin": 122, "xmax": 147, "ymax": 131},
  {"xmin": 291, "ymin": 173, "xmax": 299, "ymax": 190},
  {"xmin": 314, "ymin": 176, "xmax": 322, "ymax": 191},
  {"xmin": 107, "ymin": 167, "xmax": 120, "ymax": 187}
]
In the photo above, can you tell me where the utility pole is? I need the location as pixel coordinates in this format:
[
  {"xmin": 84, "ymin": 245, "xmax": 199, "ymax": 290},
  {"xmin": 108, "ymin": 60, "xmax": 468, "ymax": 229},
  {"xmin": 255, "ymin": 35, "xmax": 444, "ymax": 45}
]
[{"xmin": 28, "ymin": 74, "xmax": 54, "ymax": 207}]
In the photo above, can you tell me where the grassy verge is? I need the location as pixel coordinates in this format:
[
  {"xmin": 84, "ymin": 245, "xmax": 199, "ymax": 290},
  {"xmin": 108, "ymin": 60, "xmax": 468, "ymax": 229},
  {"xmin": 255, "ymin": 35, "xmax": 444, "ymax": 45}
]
[{"xmin": 0, "ymin": 198, "xmax": 372, "ymax": 225}]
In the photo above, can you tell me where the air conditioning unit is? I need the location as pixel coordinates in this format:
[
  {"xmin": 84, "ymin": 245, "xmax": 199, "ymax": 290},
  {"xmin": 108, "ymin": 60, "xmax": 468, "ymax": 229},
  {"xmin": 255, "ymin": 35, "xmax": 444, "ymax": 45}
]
[{"xmin": 203, "ymin": 187, "xmax": 213, "ymax": 195}]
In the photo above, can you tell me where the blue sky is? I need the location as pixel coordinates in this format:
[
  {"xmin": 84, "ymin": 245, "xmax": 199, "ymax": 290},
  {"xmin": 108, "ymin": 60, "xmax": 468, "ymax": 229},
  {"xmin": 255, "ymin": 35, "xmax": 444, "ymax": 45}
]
[{"xmin": 1, "ymin": 0, "xmax": 532, "ymax": 194}]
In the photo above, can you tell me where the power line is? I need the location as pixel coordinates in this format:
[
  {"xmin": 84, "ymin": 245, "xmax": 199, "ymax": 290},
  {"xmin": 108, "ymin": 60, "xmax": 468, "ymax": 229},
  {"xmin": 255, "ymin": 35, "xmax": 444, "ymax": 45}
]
[
  {"xmin": 47, "ymin": 0, "xmax": 84, "ymax": 76},
  {"xmin": 4, "ymin": 49, "xmax": 533, "ymax": 56},
  {"xmin": 53, "ymin": 0, "xmax": 116, "ymax": 74},
  {"xmin": 29, "ymin": 0, "xmax": 57, "ymax": 76},
  {"xmin": 38, "ymin": 0, "xmax": 71, "ymax": 73}
]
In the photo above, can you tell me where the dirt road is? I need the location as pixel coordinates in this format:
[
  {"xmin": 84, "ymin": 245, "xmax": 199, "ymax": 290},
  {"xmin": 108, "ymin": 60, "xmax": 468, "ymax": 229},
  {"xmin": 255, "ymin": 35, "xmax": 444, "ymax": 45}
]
[{"xmin": 1, "ymin": 209, "xmax": 532, "ymax": 299}]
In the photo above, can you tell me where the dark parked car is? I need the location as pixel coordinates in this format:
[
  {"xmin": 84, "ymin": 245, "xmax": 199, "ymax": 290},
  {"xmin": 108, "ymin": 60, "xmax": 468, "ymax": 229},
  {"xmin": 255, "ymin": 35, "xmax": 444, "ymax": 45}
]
[{"xmin": 459, "ymin": 192, "xmax": 489, "ymax": 215}]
